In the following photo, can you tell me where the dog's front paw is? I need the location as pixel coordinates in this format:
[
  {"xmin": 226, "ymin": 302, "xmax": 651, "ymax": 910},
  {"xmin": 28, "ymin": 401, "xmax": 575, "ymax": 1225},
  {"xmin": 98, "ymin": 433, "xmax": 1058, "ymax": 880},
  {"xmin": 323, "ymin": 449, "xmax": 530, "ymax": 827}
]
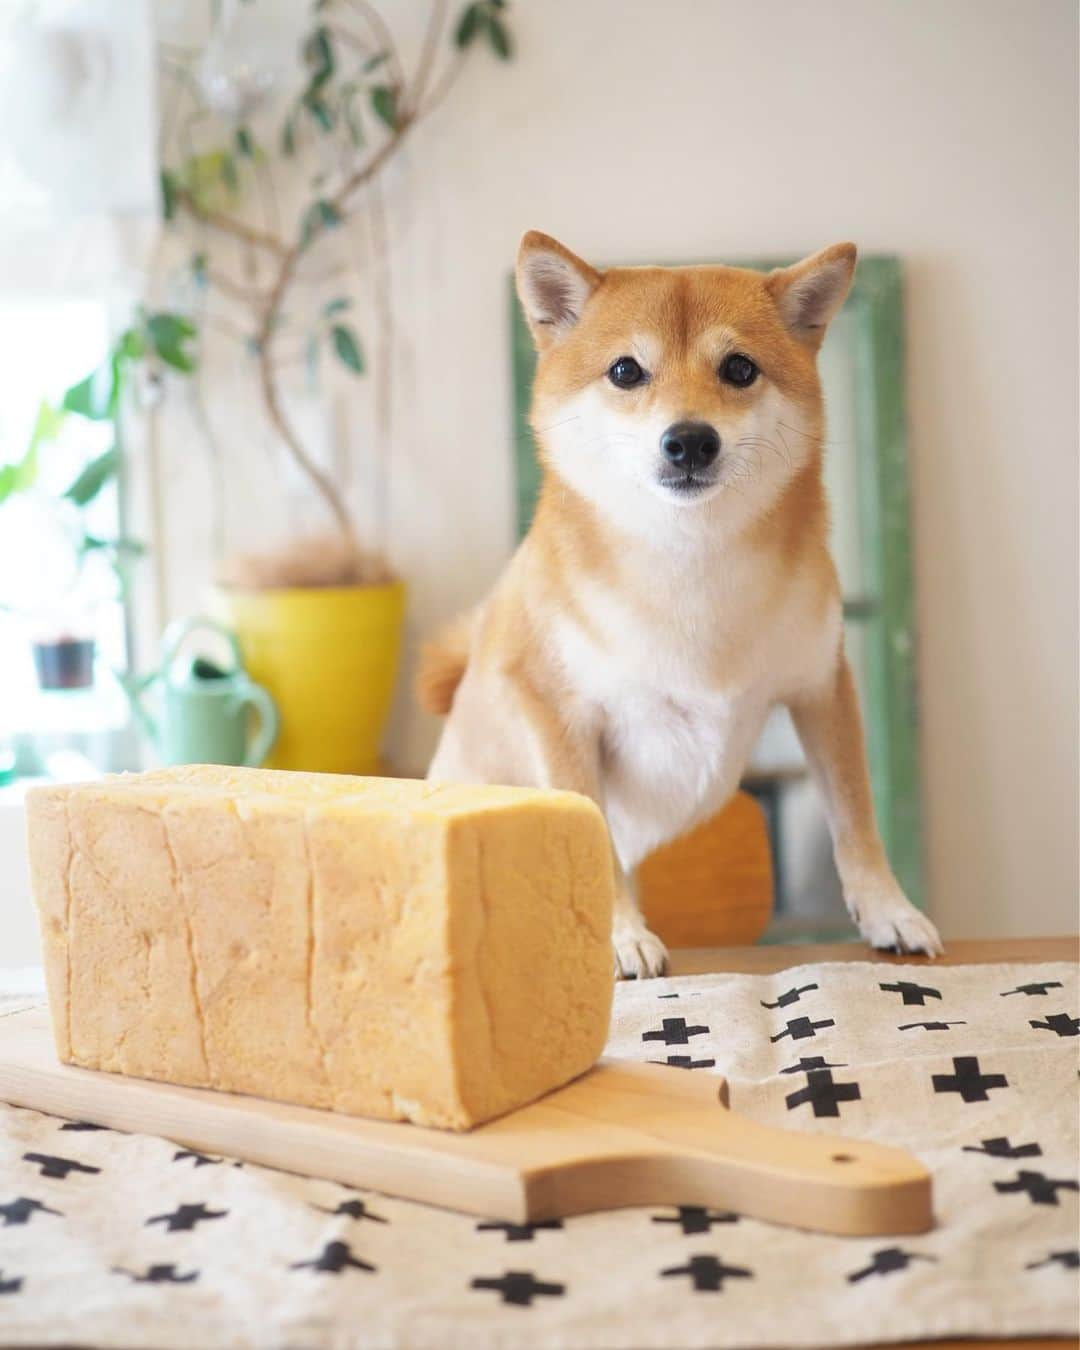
[
  {"xmin": 848, "ymin": 881, "xmax": 944, "ymax": 957},
  {"xmin": 613, "ymin": 918, "xmax": 669, "ymax": 980}
]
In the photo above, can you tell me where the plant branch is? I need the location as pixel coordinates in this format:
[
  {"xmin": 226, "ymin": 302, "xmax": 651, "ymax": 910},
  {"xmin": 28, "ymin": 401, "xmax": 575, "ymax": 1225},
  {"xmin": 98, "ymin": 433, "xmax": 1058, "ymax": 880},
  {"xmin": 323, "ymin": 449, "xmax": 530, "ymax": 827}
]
[
  {"xmin": 174, "ymin": 186, "xmax": 289, "ymax": 258},
  {"xmin": 409, "ymin": 0, "xmax": 449, "ymax": 115},
  {"xmin": 204, "ymin": 269, "xmax": 268, "ymax": 306},
  {"xmin": 420, "ymin": 49, "xmax": 466, "ymax": 118},
  {"xmin": 342, "ymin": 0, "xmax": 405, "ymax": 89}
]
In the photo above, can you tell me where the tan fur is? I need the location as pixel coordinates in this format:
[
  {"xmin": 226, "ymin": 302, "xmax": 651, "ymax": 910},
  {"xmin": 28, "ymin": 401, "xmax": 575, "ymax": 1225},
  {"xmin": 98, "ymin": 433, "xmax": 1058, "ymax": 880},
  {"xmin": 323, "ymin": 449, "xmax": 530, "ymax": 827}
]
[
  {"xmin": 424, "ymin": 233, "xmax": 942, "ymax": 975},
  {"xmin": 415, "ymin": 612, "xmax": 477, "ymax": 715}
]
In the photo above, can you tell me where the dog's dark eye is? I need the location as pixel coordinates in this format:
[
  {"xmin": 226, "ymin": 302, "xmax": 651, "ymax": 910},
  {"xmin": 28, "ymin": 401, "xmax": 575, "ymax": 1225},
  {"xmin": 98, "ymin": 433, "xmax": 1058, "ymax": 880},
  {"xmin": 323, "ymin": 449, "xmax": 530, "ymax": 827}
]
[
  {"xmin": 720, "ymin": 353, "xmax": 758, "ymax": 388},
  {"xmin": 608, "ymin": 356, "xmax": 646, "ymax": 389}
]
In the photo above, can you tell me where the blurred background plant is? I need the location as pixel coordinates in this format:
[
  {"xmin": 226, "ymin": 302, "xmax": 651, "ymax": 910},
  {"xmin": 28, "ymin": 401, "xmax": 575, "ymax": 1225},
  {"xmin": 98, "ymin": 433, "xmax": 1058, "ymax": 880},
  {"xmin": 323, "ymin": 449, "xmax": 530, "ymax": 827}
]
[
  {"xmin": 156, "ymin": 0, "xmax": 514, "ymax": 581},
  {"xmin": 0, "ymin": 310, "xmax": 196, "ymax": 688}
]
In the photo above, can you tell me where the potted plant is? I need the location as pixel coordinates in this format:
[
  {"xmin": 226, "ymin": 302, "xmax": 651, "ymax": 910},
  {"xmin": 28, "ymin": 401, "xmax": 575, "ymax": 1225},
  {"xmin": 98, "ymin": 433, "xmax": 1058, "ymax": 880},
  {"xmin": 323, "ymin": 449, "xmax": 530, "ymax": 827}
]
[
  {"xmin": 0, "ymin": 313, "xmax": 195, "ymax": 691},
  {"xmin": 155, "ymin": 0, "xmax": 514, "ymax": 773}
]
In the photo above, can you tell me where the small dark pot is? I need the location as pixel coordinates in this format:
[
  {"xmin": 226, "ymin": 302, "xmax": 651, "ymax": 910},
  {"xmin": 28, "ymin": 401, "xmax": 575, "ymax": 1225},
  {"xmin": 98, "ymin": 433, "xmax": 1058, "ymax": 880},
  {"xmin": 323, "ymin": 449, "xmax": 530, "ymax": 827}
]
[{"xmin": 33, "ymin": 637, "xmax": 96, "ymax": 690}]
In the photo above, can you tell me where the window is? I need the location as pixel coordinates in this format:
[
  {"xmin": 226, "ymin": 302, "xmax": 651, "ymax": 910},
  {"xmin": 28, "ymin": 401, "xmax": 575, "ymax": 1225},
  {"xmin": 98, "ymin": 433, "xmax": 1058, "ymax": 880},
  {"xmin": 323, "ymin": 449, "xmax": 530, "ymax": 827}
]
[{"xmin": 0, "ymin": 297, "xmax": 132, "ymax": 772}]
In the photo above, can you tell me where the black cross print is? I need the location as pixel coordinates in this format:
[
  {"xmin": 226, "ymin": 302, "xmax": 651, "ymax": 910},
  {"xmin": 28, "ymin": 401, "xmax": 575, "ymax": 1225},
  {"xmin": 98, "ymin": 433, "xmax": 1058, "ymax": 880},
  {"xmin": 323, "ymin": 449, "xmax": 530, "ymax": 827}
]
[
  {"xmin": 476, "ymin": 1220, "xmax": 563, "ymax": 1242},
  {"xmin": 779, "ymin": 1056, "xmax": 847, "ymax": 1074},
  {"xmin": 848, "ymin": 1247, "xmax": 937, "ymax": 1282},
  {"xmin": 769, "ymin": 1016, "xmax": 835, "ymax": 1043},
  {"xmin": 1026, "ymin": 1249, "xmax": 1079, "ymax": 1271},
  {"xmin": 660, "ymin": 1254, "xmax": 752, "ymax": 1292},
  {"xmin": 761, "ymin": 983, "xmax": 819, "ymax": 1009},
  {"xmin": 114, "ymin": 1264, "xmax": 198, "ymax": 1284},
  {"xmin": 59, "ymin": 1120, "xmax": 108, "ymax": 1132},
  {"xmin": 642, "ymin": 1018, "xmax": 709, "ymax": 1046},
  {"xmin": 994, "ymin": 1171, "xmax": 1079, "ymax": 1206},
  {"xmin": 649, "ymin": 1055, "xmax": 717, "ymax": 1070},
  {"xmin": 1029, "ymin": 1013, "xmax": 1079, "ymax": 1038},
  {"xmin": 291, "ymin": 1240, "xmax": 374, "ymax": 1275},
  {"xmin": 315, "ymin": 1199, "xmax": 387, "ymax": 1223},
  {"xmin": 784, "ymin": 1061, "xmax": 861, "ymax": 1117},
  {"xmin": 146, "ymin": 1203, "xmax": 228, "ymax": 1233},
  {"xmin": 173, "ymin": 1150, "xmax": 224, "ymax": 1168},
  {"xmin": 1001, "ymin": 981, "xmax": 1064, "ymax": 997},
  {"xmin": 0, "ymin": 1197, "xmax": 62, "ymax": 1227},
  {"xmin": 471, "ymin": 1270, "xmax": 566, "ymax": 1306},
  {"xmin": 963, "ymin": 1136, "xmax": 1042, "ymax": 1159},
  {"xmin": 898, "ymin": 1021, "xmax": 967, "ymax": 1031},
  {"xmin": 932, "ymin": 1056, "xmax": 1008, "ymax": 1103},
  {"xmin": 21, "ymin": 1152, "xmax": 101, "ymax": 1180},
  {"xmin": 879, "ymin": 981, "xmax": 942, "ymax": 1006},
  {"xmin": 0, "ymin": 1270, "xmax": 22, "ymax": 1295},
  {"xmin": 652, "ymin": 1207, "xmax": 738, "ymax": 1235}
]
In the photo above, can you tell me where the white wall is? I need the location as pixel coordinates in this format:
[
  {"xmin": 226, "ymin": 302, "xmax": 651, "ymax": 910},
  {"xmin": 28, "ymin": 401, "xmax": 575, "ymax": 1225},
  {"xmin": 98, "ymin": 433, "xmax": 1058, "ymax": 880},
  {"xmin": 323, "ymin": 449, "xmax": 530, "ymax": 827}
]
[{"xmin": 151, "ymin": 0, "xmax": 1077, "ymax": 940}]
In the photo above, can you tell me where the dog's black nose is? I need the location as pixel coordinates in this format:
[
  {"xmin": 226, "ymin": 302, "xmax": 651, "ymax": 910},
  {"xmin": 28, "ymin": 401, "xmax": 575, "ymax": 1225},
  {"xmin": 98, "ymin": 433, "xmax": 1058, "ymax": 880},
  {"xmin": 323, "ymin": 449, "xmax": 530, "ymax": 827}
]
[{"xmin": 661, "ymin": 421, "xmax": 720, "ymax": 471}]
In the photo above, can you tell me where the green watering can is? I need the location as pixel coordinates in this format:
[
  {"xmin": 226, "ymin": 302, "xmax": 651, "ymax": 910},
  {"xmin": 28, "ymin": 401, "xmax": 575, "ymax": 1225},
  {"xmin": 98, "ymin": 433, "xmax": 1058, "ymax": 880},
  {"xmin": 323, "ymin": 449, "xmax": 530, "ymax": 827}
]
[{"xmin": 121, "ymin": 617, "xmax": 279, "ymax": 768}]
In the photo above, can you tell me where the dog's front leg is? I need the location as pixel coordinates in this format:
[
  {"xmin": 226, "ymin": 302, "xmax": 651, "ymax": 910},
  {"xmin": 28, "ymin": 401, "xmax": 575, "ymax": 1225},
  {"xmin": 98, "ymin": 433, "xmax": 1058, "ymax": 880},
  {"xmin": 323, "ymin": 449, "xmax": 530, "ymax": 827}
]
[
  {"xmin": 611, "ymin": 867, "xmax": 669, "ymax": 980},
  {"xmin": 788, "ymin": 655, "xmax": 943, "ymax": 956}
]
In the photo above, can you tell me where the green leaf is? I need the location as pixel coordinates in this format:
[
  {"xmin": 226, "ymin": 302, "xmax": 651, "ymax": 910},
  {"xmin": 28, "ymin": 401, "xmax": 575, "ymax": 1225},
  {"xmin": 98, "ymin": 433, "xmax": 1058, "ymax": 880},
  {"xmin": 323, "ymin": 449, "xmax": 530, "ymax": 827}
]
[
  {"xmin": 485, "ymin": 11, "xmax": 512, "ymax": 58},
  {"xmin": 455, "ymin": 3, "xmax": 481, "ymax": 47},
  {"xmin": 81, "ymin": 533, "xmax": 145, "ymax": 557},
  {"xmin": 29, "ymin": 399, "xmax": 66, "ymax": 454},
  {"xmin": 160, "ymin": 169, "xmax": 178, "ymax": 221},
  {"xmin": 303, "ymin": 24, "xmax": 335, "ymax": 88},
  {"xmin": 182, "ymin": 149, "xmax": 236, "ymax": 208},
  {"xmin": 305, "ymin": 333, "xmax": 320, "ymax": 390},
  {"xmin": 62, "ymin": 365, "xmax": 115, "ymax": 420},
  {"xmin": 116, "ymin": 327, "xmax": 145, "ymax": 363},
  {"xmin": 235, "ymin": 125, "xmax": 255, "ymax": 158},
  {"xmin": 322, "ymin": 297, "xmax": 351, "ymax": 317},
  {"xmin": 282, "ymin": 115, "xmax": 297, "ymax": 155},
  {"xmin": 303, "ymin": 92, "xmax": 335, "ymax": 132},
  {"xmin": 342, "ymin": 85, "xmax": 364, "ymax": 146},
  {"xmin": 146, "ymin": 312, "xmax": 198, "ymax": 374},
  {"xmin": 362, "ymin": 50, "xmax": 388, "ymax": 72},
  {"xmin": 331, "ymin": 324, "xmax": 364, "ymax": 374},
  {"xmin": 370, "ymin": 84, "xmax": 398, "ymax": 130},
  {"xmin": 300, "ymin": 198, "xmax": 343, "ymax": 248},
  {"xmin": 64, "ymin": 447, "xmax": 119, "ymax": 507},
  {"xmin": 0, "ymin": 401, "xmax": 56, "ymax": 504},
  {"xmin": 191, "ymin": 252, "xmax": 209, "ymax": 287}
]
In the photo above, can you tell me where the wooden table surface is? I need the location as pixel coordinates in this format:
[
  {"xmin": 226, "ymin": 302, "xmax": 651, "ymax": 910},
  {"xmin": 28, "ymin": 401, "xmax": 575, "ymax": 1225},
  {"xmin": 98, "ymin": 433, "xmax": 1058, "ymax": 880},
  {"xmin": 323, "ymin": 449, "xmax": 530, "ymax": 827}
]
[{"xmin": 669, "ymin": 936, "xmax": 1079, "ymax": 1350}]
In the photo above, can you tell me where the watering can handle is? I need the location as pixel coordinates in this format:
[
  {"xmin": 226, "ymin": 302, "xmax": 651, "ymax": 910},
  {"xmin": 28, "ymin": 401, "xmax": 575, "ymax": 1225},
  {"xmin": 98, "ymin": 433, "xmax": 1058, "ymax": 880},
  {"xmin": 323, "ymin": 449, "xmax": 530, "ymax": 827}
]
[
  {"xmin": 237, "ymin": 681, "xmax": 279, "ymax": 768},
  {"xmin": 161, "ymin": 616, "xmax": 244, "ymax": 680}
]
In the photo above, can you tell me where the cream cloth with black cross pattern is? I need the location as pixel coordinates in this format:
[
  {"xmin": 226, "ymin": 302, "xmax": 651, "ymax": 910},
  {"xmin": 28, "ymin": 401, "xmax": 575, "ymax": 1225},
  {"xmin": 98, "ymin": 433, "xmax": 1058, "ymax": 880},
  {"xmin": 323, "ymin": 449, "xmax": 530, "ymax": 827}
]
[{"xmin": 0, "ymin": 959, "xmax": 1076, "ymax": 1349}]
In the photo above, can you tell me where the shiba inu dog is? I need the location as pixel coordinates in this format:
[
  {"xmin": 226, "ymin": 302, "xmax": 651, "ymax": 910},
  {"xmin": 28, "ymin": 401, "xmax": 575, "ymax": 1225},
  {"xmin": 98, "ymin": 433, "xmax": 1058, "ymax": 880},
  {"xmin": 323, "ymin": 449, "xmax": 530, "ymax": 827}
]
[{"xmin": 420, "ymin": 232, "xmax": 943, "ymax": 977}]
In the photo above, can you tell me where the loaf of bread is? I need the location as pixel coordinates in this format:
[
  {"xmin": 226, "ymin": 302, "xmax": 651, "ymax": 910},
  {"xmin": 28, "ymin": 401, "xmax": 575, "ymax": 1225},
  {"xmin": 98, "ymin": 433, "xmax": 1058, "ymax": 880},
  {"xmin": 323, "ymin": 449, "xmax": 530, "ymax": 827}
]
[{"xmin": 26, "ymin": 766, "xmax": 615, "ymax": 1129}]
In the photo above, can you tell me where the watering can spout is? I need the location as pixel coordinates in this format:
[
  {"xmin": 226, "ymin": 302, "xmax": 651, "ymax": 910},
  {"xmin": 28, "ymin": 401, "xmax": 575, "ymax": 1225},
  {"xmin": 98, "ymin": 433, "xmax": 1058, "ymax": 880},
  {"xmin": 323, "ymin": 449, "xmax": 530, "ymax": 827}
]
[{"xmin": 117, "ymin": 669, "xmax": 163, "ymax": 754}]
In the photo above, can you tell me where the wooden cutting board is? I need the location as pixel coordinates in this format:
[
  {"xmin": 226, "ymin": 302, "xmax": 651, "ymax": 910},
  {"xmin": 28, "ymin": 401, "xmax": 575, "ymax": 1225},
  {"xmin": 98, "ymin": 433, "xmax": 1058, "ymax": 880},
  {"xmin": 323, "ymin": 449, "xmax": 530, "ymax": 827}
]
[{"xmin": 0, "ymin": 1007, "xmax": 931, "ymax": 1235}]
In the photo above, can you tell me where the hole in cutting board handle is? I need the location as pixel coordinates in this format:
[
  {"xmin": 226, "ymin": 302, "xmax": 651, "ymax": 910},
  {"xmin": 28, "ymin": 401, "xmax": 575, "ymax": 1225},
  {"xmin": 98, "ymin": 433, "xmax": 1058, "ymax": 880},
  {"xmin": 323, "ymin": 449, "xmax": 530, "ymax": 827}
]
[{"xmin": 831, "ymin": 1153, "xmax": 856, "ymax": 1163}]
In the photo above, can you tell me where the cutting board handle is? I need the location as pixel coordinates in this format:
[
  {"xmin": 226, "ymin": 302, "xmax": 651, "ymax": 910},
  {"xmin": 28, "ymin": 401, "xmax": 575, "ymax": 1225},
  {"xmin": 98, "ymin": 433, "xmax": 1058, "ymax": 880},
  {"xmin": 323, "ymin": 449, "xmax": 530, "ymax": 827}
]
[{"xmin": 514, "ymin": 1065, "xmax": 933, "ymax": 1235}]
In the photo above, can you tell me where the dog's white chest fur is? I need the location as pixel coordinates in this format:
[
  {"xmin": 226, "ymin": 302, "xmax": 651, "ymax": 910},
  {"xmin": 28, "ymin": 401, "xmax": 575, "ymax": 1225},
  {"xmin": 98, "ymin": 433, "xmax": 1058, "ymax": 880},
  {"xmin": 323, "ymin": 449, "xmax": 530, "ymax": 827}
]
[
  {"xmin": 556, "ymin": 570, "xmax": 839, "ymax": 871},
  {"xmin": 600, "ymin": 683, "xmax": 765, "ymax": 867}
]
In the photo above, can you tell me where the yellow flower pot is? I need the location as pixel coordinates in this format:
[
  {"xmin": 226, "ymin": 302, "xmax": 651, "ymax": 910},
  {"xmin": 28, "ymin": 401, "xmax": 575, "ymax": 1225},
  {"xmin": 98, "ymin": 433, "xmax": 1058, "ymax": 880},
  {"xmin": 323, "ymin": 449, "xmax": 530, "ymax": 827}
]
[{"xmin": 218, "ymin": 581, "xmax": 406, "ymax": 775}]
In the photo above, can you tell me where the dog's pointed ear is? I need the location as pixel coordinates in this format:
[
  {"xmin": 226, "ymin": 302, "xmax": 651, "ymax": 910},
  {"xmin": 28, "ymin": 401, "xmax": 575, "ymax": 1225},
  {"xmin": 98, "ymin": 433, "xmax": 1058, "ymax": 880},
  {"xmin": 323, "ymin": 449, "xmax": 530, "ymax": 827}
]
[
  {"xmin": 516, "ymin": 231, "xmax": 602, "ymax": 349},
  {"xmin": 766, "ymin": 243, "xmax": 856, "ymax": 347}
]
